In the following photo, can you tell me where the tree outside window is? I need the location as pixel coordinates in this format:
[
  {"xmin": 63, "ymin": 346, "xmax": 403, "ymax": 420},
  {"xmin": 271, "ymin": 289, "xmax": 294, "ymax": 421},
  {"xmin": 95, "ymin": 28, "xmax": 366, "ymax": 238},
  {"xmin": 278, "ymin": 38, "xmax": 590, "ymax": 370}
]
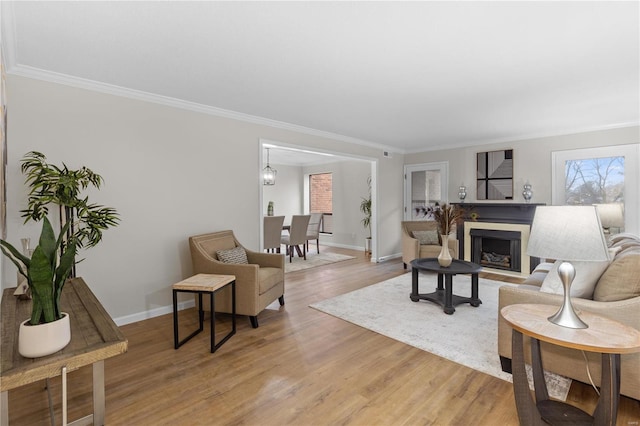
[{"xmin": 564, "ymin": 156, "xmax": 624, "ymax": 205}]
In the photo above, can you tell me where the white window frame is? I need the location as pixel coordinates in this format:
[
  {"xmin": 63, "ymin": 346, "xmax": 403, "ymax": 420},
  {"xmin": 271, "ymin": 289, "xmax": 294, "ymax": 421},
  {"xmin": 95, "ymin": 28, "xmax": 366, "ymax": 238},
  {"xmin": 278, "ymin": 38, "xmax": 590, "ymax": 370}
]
[{"xmin": 551, "ymin": 144, "xmax": 639, "ymax": 234}]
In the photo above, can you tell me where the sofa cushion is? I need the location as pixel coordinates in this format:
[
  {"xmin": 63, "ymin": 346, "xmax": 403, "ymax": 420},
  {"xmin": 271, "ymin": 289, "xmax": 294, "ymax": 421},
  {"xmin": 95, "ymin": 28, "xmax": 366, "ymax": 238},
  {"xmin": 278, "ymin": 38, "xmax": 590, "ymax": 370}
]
[
  {"xmin": 609, "ymin": 233, "xmax": 640, "ymax": 244},
  {"xmin": 216, "ymin": 246, "xmax": 249, "ymax": 264},
  {"xmin": 539, "ymin": 259, "xmax": 609, "ymax": 299},
  {"xmin": 413, "ymin": 230, "xmax": 439, "ymax": 245},
  {"xmin": 593, "ymin": 249, "xmax": 640, "ymax": 302}
]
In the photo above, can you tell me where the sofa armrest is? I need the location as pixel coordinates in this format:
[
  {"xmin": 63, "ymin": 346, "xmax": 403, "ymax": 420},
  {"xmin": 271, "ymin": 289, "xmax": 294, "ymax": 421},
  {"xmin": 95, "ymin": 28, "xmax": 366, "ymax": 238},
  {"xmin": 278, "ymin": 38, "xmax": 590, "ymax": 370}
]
[{"xmin": 521, "ymin": 262, "xmax": 554, "ymax": 287}]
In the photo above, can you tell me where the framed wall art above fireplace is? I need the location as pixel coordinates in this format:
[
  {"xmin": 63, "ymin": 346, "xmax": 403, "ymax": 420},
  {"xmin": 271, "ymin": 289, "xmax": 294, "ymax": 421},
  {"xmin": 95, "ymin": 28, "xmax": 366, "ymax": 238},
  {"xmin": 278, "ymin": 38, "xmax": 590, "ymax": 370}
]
[{"xmin": 477, "ymin": 149, "xmax": 513, "ymax": 200}]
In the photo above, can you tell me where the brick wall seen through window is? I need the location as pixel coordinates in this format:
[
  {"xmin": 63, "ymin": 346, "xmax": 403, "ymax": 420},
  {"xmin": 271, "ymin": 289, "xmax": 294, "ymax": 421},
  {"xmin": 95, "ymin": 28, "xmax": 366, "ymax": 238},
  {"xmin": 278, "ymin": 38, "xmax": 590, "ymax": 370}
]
[{"xmin": 310, "ymin": 173, "xmax": 332, "ymax": 213}]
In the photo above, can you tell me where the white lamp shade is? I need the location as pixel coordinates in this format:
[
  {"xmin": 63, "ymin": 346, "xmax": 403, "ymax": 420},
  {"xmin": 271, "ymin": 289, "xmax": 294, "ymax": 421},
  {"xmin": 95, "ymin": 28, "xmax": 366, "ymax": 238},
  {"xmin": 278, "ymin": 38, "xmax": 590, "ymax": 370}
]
[
  {"xmin": 527, "ymin": 205, "xmax": 609, "ymax": 262},
  {"xmin": 594, "ymin": 203, "xmax": 624, "ymax": 228}
]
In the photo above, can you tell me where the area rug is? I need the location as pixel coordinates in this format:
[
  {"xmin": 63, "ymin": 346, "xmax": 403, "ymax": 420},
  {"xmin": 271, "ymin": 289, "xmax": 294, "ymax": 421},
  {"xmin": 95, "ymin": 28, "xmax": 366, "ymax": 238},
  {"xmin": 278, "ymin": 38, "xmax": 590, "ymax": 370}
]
[
  {"xmin": 285, "ymin": 251, "xmax": 356, "ymax": 273},
  {"xmin": 310, "ymin": 272, "xmax": 572, "ymax": 401}
]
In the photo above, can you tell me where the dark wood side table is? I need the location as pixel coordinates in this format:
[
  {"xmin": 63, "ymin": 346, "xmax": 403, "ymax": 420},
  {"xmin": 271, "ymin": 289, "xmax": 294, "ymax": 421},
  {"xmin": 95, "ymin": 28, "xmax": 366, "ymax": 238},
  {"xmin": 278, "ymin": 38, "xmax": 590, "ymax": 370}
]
[
  {"xmin": 501, "ymin": 304, "xmax": 640, "ymax": 426},
  {"xmin": 410, "ymin": 258, "xmax": 482, "ymax": 314},
  {"xmin": 172, "ymin": 274, "xmax": 236, "ymax": 353},
  {"xmin": 1, "ymin": 277, "xmax": 128, "ymax": 426}
]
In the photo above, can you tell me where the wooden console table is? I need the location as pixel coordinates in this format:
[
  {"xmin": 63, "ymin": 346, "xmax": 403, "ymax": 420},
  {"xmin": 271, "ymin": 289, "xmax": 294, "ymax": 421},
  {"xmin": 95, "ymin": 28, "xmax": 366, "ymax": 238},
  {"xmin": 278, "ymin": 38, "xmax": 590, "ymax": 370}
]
[
  {"xmin": 1, "ymin": 277, "xmax": 128, "ymax": 426},
  {"xmin": 501, "ymin": 304, "xmax": 640, "ymax": 426}
]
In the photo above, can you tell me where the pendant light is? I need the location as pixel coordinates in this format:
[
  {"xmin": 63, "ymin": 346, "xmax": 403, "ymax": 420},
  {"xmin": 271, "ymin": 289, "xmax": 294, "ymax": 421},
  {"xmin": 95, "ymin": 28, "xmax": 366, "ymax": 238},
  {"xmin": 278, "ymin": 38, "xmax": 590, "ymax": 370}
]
[{"xmin": 263, "ymin": 148, "xmax": 277, "ymax": 185}]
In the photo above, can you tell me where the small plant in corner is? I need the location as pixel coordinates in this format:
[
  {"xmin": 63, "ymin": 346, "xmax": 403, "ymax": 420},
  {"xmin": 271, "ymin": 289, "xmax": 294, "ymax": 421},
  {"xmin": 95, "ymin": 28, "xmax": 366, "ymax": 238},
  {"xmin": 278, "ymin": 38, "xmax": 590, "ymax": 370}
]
[
  {"xmin": 360, "ymin": 176, "xmax": 372, "ymax": 239},
  {"xmin": 0, "ymin": 151, "xmax": 120, "ymax": 326}
]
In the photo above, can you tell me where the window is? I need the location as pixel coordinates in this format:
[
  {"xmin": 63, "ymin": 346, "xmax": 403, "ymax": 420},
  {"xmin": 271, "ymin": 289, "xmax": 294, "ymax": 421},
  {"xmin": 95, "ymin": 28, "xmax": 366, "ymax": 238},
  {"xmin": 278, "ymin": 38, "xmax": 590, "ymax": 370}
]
[
  {"xmin": 564, "ymin": 156, "xmax": 624, "ymax": 205},
  {"xmin": 309, "ymin": 173, "xmax": 332, "ymax": 233},
  {"xmin": 552, "ymin": 144, "xmax": 639, "ymax": 234}
]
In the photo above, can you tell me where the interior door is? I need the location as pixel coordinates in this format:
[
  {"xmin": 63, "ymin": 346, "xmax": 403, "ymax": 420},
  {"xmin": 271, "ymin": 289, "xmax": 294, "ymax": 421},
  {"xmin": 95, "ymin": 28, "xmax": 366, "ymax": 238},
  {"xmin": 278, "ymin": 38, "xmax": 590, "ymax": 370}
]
[{"xmin": 404, "ymin": 162, "xmax": 449, "ymax": 220}]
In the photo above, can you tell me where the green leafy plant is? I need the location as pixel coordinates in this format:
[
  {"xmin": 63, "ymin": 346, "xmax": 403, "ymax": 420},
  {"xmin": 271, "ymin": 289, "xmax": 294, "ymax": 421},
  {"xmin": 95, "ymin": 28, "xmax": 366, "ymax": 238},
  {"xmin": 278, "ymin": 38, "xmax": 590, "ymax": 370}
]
[
  {"xmin": 0, "ymin": 151, "xmax": 119, "ymax": 325},
  {"xmin": 20, "ymin": 151, "xmax": 119, "ymax": 251},
  {"xmin": 360, "ymin": 176, "xmax": 372, "ymax": 238},
  {"xmin": 1, "ymin": 217, "xmax": 76, "ymax": 324}
]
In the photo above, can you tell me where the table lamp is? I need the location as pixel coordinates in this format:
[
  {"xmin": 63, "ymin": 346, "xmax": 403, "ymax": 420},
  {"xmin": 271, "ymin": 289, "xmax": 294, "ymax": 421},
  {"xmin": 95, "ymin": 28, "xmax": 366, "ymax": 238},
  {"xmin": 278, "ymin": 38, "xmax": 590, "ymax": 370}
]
[
  {"xmin": 527, "ymin": 205, "xmax": 610, "ymax": 329},
  {"xmin": 594, "ymin": 203, "xmax": 624, "ymax": 234}
]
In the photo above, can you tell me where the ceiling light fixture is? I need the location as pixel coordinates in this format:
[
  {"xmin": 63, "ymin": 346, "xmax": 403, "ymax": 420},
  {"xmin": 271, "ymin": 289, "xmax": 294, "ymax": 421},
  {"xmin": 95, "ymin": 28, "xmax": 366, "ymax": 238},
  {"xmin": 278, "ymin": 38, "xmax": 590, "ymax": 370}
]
[{"xmin": 263, "ymin": 148, "xmax": 277, "ymax": 186}]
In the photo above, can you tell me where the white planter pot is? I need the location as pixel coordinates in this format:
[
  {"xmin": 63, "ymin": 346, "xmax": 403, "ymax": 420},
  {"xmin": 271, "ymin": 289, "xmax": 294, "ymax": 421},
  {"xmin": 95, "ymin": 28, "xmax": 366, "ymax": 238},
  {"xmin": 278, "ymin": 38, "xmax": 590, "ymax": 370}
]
[{"xmin": 19, "ymin": 313, "xmax": 71, "ymax": 358}]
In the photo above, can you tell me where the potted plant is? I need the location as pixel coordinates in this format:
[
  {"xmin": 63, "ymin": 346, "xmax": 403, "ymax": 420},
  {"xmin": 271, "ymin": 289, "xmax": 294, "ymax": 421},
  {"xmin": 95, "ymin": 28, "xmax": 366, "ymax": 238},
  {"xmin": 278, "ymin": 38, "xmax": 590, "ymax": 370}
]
[
  {"xmin": 360, "ymin": 177, "xmax": 372, "ymax": 256},
  {"xmin": 0, "ymin": 151, "xmax": 119, "ymax": 357}
]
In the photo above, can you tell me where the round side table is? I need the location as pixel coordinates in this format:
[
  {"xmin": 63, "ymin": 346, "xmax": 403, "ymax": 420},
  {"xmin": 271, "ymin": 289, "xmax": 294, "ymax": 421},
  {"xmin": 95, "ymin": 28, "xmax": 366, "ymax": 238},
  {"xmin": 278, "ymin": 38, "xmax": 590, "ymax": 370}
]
[{"xmin": 501, "ymin": 304, "xmax": 640, "ymax": 426}]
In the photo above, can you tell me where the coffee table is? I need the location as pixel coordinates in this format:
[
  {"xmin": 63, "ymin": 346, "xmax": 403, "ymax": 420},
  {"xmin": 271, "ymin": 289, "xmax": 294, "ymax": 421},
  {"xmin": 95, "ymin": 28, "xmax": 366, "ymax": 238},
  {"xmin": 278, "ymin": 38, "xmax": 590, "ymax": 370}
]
[{"xmin": 410, "ymin": 258, "xmax": 482, "ymax": 314}]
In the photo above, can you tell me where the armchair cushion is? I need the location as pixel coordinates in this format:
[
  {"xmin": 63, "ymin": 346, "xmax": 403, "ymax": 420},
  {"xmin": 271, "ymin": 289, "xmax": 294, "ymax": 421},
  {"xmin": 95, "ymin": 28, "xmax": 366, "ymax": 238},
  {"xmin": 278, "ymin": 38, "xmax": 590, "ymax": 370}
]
[
  {"xmin": 217, "ymin": 246, "xmax": 249, "ymax": 264},
  {"xmin": 413, "ymin": 230, "xmax": 439, "ymax": 245}
]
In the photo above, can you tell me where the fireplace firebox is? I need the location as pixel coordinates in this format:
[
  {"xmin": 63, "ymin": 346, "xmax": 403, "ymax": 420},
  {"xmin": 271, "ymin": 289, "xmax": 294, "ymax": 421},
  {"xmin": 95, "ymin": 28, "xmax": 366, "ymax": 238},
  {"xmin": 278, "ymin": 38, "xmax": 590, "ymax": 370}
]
[{"xmin": 470, "ymin": 229, "xmax": 521, "ymax": 272}]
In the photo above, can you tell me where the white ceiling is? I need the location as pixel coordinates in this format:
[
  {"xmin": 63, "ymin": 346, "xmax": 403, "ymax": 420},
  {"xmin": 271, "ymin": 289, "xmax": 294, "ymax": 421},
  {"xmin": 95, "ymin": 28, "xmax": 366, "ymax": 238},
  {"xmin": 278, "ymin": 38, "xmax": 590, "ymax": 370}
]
[{"xmin": 2, "ymin": 1, "xmax": 639, "ymax": 157}]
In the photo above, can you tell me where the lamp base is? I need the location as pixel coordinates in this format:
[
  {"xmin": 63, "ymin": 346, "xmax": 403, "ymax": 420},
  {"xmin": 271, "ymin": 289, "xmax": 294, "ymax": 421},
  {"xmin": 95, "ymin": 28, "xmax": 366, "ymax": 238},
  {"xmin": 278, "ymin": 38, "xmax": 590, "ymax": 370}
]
[
  {"xmin": 548, "ymin": 306, "xmax": 588, "ymax": 329},
  {"xmin": 547, "ymin": 261, "xmax": 589, "ymax": 329}
]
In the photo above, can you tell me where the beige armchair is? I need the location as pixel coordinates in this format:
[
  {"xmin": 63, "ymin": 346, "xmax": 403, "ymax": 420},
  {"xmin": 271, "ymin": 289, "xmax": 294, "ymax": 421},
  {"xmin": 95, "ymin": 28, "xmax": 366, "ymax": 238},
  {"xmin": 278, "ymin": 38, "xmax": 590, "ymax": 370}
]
[
  {"xmin": 401, "ymin": 221, "xmax": 459, "ymax": 269},
  {"xmin": 189, "ymin": 230, "xmax": 285, "ymax": 328}
]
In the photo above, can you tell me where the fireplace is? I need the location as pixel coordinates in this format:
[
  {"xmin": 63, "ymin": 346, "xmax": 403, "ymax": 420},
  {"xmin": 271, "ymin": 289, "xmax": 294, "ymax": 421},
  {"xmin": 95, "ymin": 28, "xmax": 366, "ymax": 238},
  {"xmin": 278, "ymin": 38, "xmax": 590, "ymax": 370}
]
[
  {"xmin": 470, "ymin": 228, "xmax": 521, "ymax": 273},
  {"xmin": 454, "ymin": 203, "xmax": 544, "ymax": 277}
]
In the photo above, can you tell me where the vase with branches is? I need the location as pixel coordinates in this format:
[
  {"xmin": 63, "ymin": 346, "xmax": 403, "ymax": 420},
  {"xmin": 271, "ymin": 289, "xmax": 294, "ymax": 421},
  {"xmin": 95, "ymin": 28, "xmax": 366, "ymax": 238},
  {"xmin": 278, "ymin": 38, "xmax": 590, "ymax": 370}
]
[
  {"xmin": 432, "ymin": 203, "xmax": 463, "ymax": 267},
  {"xmin": 432, "ymin": 203, "xmax": 463, "ymax": 236}
]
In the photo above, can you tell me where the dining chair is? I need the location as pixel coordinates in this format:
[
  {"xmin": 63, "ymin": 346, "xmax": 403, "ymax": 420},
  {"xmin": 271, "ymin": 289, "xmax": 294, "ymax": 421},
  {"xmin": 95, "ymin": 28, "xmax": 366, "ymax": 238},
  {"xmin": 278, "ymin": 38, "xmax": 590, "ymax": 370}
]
[
  {"xmin": 264, "ymin": 215, "xmax": 285, "ymax": 253},
  {"xmin": 306, "ymin": 212, "xmax": 323, "ymax": 253},
  {"xmin": 281, "ymin": 215, "xmax": 311, "ymax": 262}
]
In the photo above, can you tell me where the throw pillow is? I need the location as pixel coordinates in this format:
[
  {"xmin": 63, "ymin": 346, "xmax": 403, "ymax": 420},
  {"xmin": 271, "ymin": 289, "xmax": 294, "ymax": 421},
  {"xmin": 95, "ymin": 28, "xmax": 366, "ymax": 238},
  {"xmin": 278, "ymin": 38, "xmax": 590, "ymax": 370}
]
[
  {"xmin": 539, "ymin": 259, "xmax": 610, "ymax": 299},
  {"xmin": 593, "ymin": 249, "xmax": 640, "ymax": 302},
  {"xmin": 217, "ymin": 246, "xmax": 249, "ymax": 264},
  {"xmin": 413, "ymin": 230, "xmax": 439, "ymax": 245}
]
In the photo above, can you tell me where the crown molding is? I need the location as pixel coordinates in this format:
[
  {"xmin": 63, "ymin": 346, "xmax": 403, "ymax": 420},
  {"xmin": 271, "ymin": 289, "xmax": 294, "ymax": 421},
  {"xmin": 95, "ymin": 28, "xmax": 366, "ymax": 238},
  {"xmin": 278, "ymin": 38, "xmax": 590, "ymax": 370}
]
[
  {"xmin": 405, "ymin": 121, "xmax": 640, "ymax": 154},
  {"xmin": 8, "ymin": 64, "xmax": 402, "ymax": 155}
]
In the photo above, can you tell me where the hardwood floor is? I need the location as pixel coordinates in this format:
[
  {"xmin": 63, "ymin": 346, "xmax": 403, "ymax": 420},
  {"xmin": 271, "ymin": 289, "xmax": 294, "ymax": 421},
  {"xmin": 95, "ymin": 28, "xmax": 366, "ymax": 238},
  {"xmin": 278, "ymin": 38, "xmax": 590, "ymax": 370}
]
[{"xmin": 7, "ymin": 247, "xmax": 640, "ymax": 425}]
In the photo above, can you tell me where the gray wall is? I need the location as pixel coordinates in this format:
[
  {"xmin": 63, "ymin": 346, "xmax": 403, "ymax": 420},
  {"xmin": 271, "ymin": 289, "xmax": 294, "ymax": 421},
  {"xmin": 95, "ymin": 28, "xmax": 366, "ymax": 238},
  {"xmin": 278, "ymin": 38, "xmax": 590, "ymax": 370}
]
[
  {"xmin": 4, "ymin": 74, "xmax": 636, "ymax": 324},
  {"xmin": 2, "ymin": 75, "xmax": 405, "ymax": 323},
  {"xmin": 262, "ymin": 163, "xmax": 303, "ymax": 219},
  {"xmin": 405, "ymin": 127, "xmax": 639, "ymax": 233}
]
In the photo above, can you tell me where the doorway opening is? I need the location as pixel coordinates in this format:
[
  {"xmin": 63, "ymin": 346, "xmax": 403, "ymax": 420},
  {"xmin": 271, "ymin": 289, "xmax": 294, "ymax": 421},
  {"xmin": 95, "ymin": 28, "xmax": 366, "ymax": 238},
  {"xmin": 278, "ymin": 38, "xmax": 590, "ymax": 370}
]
[{"xmin": 258, "ymin": 139, "xmax": 378, "ymax": 260}]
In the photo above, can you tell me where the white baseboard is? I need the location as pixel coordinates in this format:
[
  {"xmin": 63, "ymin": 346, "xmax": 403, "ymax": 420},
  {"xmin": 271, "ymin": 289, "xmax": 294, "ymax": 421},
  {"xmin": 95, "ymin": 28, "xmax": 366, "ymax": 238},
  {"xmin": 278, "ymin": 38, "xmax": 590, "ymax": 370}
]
[
  {"xmin": 375, "ymin": 253, "xmax": 402, "ymax": 263},
  {"xmin": 319, "ymin": 241, "xmax": 365, "ymax": 252},
  {"xmin": 114, "ymin": 299, "xmax": 195, "ymax": 326},
  {"xmin": 113, "ymin": 248, "xmax": 401, "ymax": 326}
]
